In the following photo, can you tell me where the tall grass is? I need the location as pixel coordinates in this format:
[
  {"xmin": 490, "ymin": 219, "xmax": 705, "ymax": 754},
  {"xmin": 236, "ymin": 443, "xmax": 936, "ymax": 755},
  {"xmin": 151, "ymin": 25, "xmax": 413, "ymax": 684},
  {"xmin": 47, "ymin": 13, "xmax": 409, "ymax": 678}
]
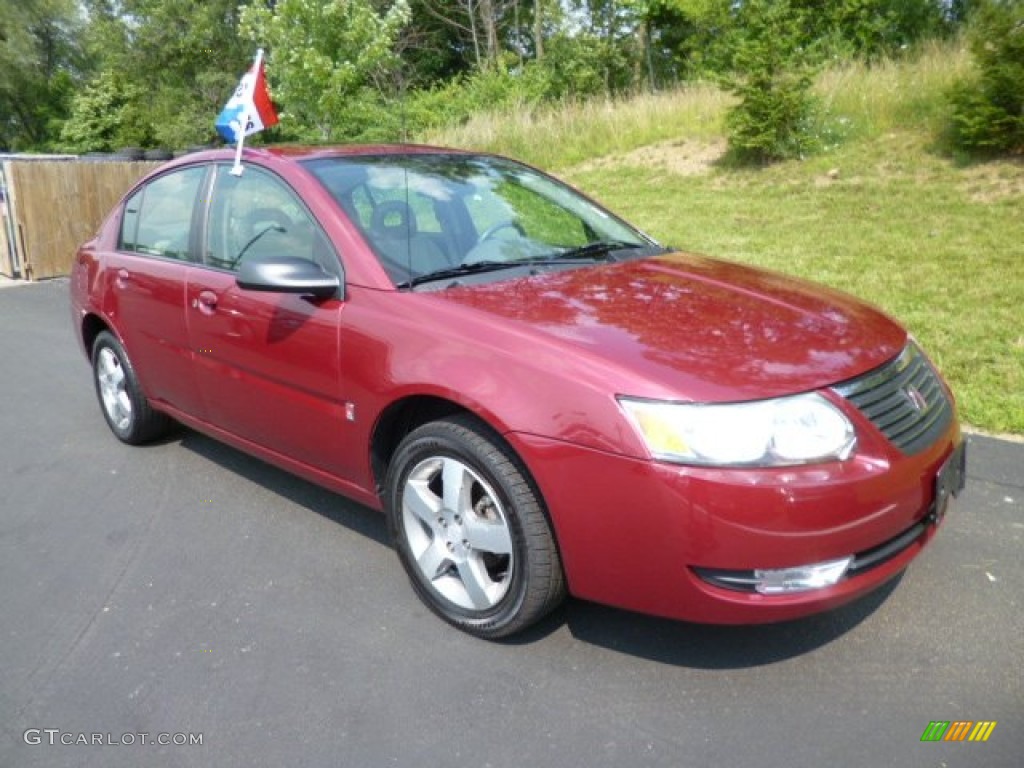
[
  {"xmin": 421, "ymin": 40, "xmax": 971, "ymax": 168},
  {"xmin": 814, "ymin": 39, "xmax": 972, "ymax": 141},
  {"xmin": 421, "ymin": 84, "xmax": 730, "ymax": 171}
]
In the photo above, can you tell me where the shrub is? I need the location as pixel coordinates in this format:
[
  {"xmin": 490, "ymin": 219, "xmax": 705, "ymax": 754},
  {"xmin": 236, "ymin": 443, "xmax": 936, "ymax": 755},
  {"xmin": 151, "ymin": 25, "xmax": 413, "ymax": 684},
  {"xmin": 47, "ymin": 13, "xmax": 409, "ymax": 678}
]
[
  {"xmin": 948, "ymin": 0, "xmax": 1024, "ymax": 155},
  {"xmin": 721, "ymin": 0, "xmax": 819, "ymax": 164},
  {"xmin": 404, "ymin": 60, "xmax": 553, "ymax": 136}
]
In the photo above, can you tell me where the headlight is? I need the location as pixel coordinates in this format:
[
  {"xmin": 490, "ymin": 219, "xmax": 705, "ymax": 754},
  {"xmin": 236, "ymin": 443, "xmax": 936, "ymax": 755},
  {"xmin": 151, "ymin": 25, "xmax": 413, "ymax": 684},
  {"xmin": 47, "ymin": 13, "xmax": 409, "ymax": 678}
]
[{"xmin": 618, "ymin": 393, "xmax": 856, "ymax": 467}]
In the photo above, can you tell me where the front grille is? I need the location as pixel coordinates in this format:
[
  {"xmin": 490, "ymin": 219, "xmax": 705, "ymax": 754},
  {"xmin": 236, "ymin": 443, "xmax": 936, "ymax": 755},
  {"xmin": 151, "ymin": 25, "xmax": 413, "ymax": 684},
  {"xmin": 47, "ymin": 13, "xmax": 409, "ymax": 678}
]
[{"xmin": 832, "ymin": 343, "xmax": 952, "ymax": 455}]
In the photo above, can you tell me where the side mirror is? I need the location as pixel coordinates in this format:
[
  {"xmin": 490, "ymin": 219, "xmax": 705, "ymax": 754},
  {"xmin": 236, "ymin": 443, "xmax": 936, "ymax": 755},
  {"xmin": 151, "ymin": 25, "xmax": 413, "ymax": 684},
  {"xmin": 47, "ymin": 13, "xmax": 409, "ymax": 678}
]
[{"xmin": 236, "ymin": 256, "xmax": 340, "ymax": 299}]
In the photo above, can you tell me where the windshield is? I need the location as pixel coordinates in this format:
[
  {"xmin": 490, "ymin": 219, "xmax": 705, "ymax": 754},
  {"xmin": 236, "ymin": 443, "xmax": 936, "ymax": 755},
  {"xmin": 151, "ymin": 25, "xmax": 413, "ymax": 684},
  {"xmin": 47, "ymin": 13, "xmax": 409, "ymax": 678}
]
[{"xmin": 302, "ymin": 153, "xmax": 657, "ymax": 286}]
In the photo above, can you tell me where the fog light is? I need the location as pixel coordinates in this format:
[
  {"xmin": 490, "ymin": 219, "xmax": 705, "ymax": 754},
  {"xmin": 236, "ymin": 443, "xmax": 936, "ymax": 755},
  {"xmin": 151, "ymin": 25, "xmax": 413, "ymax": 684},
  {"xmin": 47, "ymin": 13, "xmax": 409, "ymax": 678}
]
[{"xmin": 753, "ymin": 556, "xmax": 853, "ymax": 595}]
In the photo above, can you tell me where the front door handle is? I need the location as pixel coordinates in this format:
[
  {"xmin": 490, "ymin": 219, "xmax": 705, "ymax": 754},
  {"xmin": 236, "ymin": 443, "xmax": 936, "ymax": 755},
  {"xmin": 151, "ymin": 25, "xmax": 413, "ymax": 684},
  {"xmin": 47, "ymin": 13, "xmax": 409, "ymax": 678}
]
[{"xmin": 192, "ymin": 290, "xmax": 218, "ymax": 315}]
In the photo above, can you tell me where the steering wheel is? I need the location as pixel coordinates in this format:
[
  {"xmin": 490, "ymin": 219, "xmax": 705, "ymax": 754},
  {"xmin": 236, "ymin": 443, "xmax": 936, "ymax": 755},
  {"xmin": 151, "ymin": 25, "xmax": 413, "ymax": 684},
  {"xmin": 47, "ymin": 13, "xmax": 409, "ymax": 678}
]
[
  {"xmin": 477, "ymin": 220, "xmax": 526, "ymax": 243},
  {"xmin": 243, "ymin": 208, "xmax": 293, "ymax": 239},
  {"xmin": 229, "ymin": 208, "xmax": 293, "ymax": 269},
  {"xmin": 371, "ymin": 200, "xmax": 417, "ymax": 238}
]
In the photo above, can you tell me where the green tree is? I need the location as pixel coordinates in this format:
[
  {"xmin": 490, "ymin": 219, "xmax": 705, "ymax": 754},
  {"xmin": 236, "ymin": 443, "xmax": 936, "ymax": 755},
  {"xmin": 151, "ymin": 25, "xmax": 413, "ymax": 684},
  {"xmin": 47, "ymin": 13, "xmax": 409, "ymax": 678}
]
[
  {"xmin": 566, "ymin": 0, "xmax": 645, "ymax": 94},
  {"xmin": 949, "ymin": 0, "xmax": 1024, "ymax": 155},
  {"xmin": 720, "ymin": 0, "xmax": 818, "ymax": 164},
  {"xmin": 241, "ymin": 0, "xmax": 412, "ymax": 141},
  {"xmin": 58, "ymin": 70, "xmax": 151, "ymax": 152},
  {"xmin": 793, "ymin": 0, "xmax": 952, "ymax": 60},
  {"xmin": 64, "ymin": 0, "xmax": 251, "ymax": 151},
  {"xmin": 0, "ymin": 0, "xmax": 84, "ymax": 150},
  {"xmin": 396, "ymin": 1, "xmax": 478, "ymax": 87},
  {"xmin": 645, "ymin": 0, "xmax": 734, "ymax": 81},
  {"xmin": 122, "ymin": 0, "xmax": 250, "ymax": 148}
]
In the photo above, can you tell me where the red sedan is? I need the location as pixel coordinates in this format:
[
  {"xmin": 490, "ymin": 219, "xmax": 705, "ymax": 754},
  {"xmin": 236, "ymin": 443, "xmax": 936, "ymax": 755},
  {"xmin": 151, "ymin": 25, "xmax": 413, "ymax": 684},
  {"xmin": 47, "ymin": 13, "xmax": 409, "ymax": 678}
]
[{"xmin": 70, "ymin": 146, "xmax": 965, "ymax": 638}]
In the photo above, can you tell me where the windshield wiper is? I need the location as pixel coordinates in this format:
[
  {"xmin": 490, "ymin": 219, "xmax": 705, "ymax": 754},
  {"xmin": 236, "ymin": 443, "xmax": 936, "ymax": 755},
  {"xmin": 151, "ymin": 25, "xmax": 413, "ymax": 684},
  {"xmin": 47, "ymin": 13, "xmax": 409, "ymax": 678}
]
[
  {"xmin": 398, "ymin": 242, "xmax": 653, "ymax": 289},
  {"xmin": 545, "ymin": 240, "xmax": 646, "ymax": 262},
  {"xmin": 398, "ymin": 260, "xmax": 528, "ymax": 289}
]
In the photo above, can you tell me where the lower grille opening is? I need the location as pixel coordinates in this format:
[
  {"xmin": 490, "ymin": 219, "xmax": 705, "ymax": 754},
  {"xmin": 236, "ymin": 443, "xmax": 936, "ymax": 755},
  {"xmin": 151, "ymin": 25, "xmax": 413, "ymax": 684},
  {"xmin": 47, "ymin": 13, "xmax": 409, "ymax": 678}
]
[{"xmin": 694, "ymin": 519, "xmax": 929, "ymax": 594}]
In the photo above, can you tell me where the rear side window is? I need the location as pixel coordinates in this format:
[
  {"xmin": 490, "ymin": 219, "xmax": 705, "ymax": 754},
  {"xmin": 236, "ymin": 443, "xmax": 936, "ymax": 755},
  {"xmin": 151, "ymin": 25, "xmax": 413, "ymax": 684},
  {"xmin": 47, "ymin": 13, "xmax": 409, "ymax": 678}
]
[{"xmin": 119, "ymin": 167, "xmax": 205, "ymax": 260}]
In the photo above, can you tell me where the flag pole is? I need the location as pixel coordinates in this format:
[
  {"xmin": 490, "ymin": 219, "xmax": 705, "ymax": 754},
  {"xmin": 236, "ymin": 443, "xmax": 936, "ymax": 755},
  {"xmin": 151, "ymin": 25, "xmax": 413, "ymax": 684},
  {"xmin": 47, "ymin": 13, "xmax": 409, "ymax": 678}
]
[{"xmin": 230, "ymin": 48, "xmax": 265, "ymax": 177}]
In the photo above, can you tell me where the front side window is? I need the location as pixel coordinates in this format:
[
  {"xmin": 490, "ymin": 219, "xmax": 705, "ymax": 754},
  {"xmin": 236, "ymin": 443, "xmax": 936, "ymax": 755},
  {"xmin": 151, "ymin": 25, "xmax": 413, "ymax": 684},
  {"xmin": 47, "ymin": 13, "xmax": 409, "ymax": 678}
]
[
  {"xmin": 119, "ymin": 167, "xmax": 205, "ymax": 260},
  {"xmin": 203, "ymin": 165, "xmax": 336, "ymax": 275}
]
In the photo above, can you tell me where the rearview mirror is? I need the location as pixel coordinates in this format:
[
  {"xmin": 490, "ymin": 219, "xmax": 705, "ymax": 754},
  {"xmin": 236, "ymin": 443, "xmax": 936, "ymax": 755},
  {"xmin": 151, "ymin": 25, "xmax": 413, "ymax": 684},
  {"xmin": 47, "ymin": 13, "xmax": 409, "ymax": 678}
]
[{"xmin": 236, "ymin": 256, "xmax": 340, "ymax": 299}]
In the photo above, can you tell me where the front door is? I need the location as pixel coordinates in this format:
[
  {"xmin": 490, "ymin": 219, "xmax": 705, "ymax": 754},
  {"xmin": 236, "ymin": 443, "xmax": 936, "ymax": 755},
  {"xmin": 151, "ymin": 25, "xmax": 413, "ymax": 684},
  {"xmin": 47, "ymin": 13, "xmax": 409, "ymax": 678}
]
[{"xmin": 185, "ymin": 164, "xmax": 347, "ymax": 478}]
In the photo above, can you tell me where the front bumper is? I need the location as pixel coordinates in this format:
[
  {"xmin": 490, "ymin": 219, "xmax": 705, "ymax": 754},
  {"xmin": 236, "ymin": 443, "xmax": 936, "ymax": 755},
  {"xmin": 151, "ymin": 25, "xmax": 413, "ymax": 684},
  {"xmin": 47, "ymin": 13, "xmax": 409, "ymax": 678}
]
[{"xmin": 509, "ymin": 417, "xmax": 962, "ymax": 624}]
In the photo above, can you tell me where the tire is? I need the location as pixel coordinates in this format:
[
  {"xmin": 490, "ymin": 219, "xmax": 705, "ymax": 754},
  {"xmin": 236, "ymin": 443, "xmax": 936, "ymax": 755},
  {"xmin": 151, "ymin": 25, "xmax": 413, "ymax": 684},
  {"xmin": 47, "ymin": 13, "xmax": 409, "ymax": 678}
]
[
  {"xmin": 91, "ymin": 331, "xmax": 170, "ymax": 445},
  {"xmin": 385, "ymin": 415, "xmax": 566, "ymax": 639},
  {"xmin": 143, "ymin": 148, "xmax": 174, "ymax": 161},
  {"xmin": 112, "ymin": 147, "xmax": 144, "ymax": 161}
]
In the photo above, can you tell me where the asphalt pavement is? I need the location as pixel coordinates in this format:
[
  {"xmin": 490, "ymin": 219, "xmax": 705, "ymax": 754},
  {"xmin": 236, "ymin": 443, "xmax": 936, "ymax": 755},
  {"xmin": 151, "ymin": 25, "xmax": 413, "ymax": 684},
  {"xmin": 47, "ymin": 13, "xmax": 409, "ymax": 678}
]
[{"xmin": 1, "ymin": 279, "xmax": 1021, "ymax": 767}]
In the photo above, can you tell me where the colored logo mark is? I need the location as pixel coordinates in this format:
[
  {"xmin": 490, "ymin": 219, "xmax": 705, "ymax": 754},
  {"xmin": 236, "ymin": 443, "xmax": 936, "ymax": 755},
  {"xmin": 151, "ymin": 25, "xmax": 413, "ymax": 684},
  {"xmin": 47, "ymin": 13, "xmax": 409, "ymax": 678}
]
[{"xmin": 921, "ymin": 721, "xmax": 997, "ymax": 742}]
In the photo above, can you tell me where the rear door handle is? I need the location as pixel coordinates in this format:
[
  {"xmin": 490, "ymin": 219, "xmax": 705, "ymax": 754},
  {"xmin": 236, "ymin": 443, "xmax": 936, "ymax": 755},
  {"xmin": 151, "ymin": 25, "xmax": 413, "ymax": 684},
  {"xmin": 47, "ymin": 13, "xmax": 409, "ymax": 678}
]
[{"xmin": 115, "ymin": 268, "xmax": 130, "ymax": 288}]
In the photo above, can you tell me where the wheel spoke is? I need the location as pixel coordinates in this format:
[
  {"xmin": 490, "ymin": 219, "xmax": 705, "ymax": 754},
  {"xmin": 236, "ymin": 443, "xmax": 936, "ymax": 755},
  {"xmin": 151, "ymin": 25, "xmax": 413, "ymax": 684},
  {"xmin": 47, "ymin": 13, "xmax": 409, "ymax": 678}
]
[
  {"xmin": 99, "ymin": 361, "xmax": 112, "ymax": 391},
  {"xmin": 464, "ymin": 514, "xmax": 513, "ymax": 555},
  {"xmin": 441, "ymin": 457, "xmax": 471, "ymax": 513},
  {"xmin": 109, "ymin": 361, "xmax": 124, "ymax": 387},
  {"xmin": 403, "ymin": 469, "xmax": 441, "ymax": 528},
  {"xmin": 456, "ymin": 556, "xmax": 494, "ymax": 609},
  {"xmin": 98, "ymin": 348, "xmax": 113, "ymax": 374},
  {"xmin": 416, "ymin": 540, "xmax": 451, "ymax": 581},
  {"xmin": 97, "ymin": 348, "xmax": 131, "ymax": 429}
]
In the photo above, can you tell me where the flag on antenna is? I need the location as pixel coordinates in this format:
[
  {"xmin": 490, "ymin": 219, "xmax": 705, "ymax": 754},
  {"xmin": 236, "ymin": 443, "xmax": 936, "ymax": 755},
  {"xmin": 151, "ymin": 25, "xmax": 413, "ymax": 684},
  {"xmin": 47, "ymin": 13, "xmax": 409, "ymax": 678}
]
[{"xmin": 215, "ymin": 49, "xmax": 278, "ymax": 174}]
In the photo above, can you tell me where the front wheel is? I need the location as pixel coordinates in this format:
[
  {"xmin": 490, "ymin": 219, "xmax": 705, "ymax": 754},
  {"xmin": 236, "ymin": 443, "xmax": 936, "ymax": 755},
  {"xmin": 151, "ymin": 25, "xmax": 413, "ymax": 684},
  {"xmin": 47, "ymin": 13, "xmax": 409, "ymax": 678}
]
[
  {"xmin": 91, "ymin": 330, "xmax": 170, "ymax": 444},
  {"xmin": 385, "ymin": 416, "xmax": 566, "ymax": 639}
]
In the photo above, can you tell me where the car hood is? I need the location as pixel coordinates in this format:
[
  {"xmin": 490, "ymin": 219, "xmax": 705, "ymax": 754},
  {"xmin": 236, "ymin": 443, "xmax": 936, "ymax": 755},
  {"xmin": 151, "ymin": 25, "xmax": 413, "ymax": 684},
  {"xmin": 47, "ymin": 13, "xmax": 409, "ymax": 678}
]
[{"xmin": 434, "ymin": 252, "xmax": 907, "ymax": 402}]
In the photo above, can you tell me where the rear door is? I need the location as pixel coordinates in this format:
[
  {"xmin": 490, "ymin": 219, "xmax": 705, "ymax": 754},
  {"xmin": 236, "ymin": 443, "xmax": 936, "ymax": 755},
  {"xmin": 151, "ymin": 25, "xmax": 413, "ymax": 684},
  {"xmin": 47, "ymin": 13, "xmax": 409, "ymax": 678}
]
[
  {"xmin": 185, "ymin": 163, "xmax": 348, "ymax": 477},
  {"xmin": 104, "ymin": 165, "xmax": 207, "ymax": 415}
]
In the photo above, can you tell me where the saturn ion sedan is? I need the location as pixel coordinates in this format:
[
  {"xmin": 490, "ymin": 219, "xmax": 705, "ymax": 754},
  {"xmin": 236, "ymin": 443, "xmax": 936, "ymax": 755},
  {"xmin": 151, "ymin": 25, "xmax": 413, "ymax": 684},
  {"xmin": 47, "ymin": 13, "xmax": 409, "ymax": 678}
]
[{"xmin": 70, "ymin": 145, "xmax": 966, "ymax": 638}]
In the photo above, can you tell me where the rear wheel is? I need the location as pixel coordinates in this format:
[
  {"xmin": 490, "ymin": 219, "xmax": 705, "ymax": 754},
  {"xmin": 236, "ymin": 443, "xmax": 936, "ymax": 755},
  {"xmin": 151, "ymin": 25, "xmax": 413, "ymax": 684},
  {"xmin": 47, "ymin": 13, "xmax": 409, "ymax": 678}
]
[
  {"xmin": 385, "ymin": 415, "xmax": 565, "ymax": 639},
  {"xmin": 91, "ymin": 331, "xmax": 170, "ymax": 444}
]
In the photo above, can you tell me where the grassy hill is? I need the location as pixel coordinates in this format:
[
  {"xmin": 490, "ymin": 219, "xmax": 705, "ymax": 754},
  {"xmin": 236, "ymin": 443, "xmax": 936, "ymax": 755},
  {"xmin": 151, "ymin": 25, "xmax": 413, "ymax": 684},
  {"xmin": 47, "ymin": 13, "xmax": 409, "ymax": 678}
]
[{"xmin": 423, "ymin": 42, "xmax": 1024, "ymax": 436}]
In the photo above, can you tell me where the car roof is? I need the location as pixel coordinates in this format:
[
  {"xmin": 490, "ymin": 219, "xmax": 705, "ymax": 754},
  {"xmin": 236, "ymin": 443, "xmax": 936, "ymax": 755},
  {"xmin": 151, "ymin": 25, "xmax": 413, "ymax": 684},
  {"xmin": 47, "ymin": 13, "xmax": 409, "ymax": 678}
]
[
  {"xmin": 169, "ymin": 143, "xmax": 475, "ymax": 167},
  {"xmin": 268, "ymin": 144, "xmax": 473, "ymax": 160},
  {"xmin": 145, "ymin": 144, "xmax": 487, "ymax": 183}
]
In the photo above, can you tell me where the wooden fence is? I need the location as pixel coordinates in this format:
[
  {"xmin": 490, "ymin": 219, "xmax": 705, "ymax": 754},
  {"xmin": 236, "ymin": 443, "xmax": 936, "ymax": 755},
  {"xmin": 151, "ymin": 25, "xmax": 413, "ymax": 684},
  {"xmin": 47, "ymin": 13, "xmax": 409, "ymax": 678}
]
[
  {"xmin": 0, "ymin": 198, "xmax": 11, "ymax": 277},
  {"xmin": 1, "ymin": 159, "xmax": 159, "ymax": 280}
]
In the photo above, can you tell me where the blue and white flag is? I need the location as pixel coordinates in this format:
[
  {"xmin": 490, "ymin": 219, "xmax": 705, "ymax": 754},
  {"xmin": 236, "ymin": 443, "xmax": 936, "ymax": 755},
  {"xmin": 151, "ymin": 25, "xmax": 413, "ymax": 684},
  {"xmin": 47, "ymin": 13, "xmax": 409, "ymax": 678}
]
[
  {"xmin": 215, "ymin": 49, "xmax": 278, "ymax": 142},
  {"xmin": 215, "ymin": 49, "xmax": 278, "ymax": 174}
]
